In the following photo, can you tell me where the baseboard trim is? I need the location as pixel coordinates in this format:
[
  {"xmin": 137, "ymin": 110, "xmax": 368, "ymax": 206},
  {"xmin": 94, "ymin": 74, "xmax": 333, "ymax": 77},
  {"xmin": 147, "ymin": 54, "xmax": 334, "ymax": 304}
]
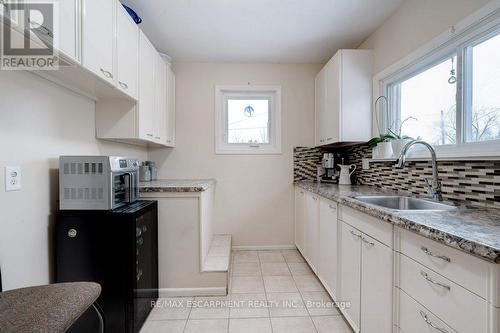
[
  {"xmin": 158, "ymin": 287, "xmax": 227, "ymax": 298},
  {"xmin": 232, "ymin": 245, "xmax": 296, "ymax": 251}
]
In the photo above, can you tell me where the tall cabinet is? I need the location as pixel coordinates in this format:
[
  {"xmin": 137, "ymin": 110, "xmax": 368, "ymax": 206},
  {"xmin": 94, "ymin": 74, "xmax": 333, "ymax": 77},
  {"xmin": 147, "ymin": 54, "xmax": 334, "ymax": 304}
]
[{"xmin": 315, "ymin": 49, "xmax": 373, "ymax": 146}]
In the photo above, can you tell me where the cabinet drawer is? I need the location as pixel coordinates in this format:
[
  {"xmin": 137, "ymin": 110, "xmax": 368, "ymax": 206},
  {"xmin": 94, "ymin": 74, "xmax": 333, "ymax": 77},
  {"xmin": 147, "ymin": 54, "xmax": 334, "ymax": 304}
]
[
  {"xmin": 339, "ymin": 206, "xmax": 392, "ymax": 247},
  {"xmin": 399, "ymin": 228, "xmax": 489, "ymax": 299},
  {"xmin": 400, "ymin": 254, "xmax": 488, "ymax": 333},
  {"xmin": 399, "ymin": 288, "xmax": 456, "ymax": 333}
]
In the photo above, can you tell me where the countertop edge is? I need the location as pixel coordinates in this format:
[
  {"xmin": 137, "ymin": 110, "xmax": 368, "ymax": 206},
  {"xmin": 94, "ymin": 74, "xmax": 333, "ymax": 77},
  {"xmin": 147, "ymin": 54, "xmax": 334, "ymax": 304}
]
[
  {"xmin": 294, "ymin": 182, "xmax": 500, "ymax": 264},
  {"xmin": 139, "ymin": 179, "xmax": 216, "ymax": 193}
]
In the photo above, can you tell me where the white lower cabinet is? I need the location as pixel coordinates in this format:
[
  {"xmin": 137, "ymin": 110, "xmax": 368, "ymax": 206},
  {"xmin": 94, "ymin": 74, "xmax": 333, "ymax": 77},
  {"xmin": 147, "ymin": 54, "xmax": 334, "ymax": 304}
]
[
  {"xmin": 340, "ymin": 206, "xmax": 393, "ymax": 333},
  {"xmin": 304, "ymin": 192, "xmax": 320, "ymax": 273},
  {"xmin": 294, "ymin": 187, "xmax": 306, "ymax": 253},
  {"xmin": 398, "ymin": 289, "xmax": 456, "ymax": 333},
  {"xmin": 340, "ymin": 222, "xmax": 362, "ymax": 332},
  {"xmin": 319, "ymin": 198, "xmax": 338, "ymax": 297},
  {"xmin": 360, "ymin": 233, "xmax": 393, "ymax": 333},
  {"xmin": 294, "ymin": 187, "xmax": 500, "ymax": 333}
]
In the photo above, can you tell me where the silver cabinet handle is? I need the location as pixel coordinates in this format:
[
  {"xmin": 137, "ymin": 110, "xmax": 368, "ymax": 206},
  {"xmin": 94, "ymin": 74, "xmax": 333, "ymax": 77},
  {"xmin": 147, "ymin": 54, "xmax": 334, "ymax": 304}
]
[
  {"xmin": 312, "ymin": 196, "xmax": 318, "ymax": 201},
  {"xmin": 350, "ymin": 230, "xmax": 362, "ymax": 238},
  {"xmin": 421, "ymin": 246, "xmax": 451, "ymax": 262},
  {"xmin": 361, "ymin": 237, "xmax": 375, "ymax": 246},
  {"xmin": 146, "ymin": 133, "xmax": 153, "ymax": 137},
  {"xmin": 118, "ymin": 81, "xmax": 128, "ymax": 89},
  {"xmin": 420, "ymin": 271, "xmax": 451, "ymax": 291},
  {"xmin": 300, "ymin": 191, "xmax": 304, "ymax": 194},
  {"xmin": 155, "ymin": 136, "xmax": 161, "ymax": 140},
  {"xmin": 326, "ymin": 137, "xmax": 333, "ymax": 141},
  {"xmin": 100, "ymin": 68, "xmax": 113, "ymax": 78},
  {"xmin": 420, "ymin": 311, "xmax": 449, "ymax": 333},
  {"xmin": 329, "ymin": 204, "xmax": 336, "ymax": 210}
]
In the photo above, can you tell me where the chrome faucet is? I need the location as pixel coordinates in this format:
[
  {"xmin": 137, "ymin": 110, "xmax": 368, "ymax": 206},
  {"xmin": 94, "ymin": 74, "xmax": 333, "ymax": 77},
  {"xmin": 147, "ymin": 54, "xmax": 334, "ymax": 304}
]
[{"xmin": 396, "ymin": 140, "xmax": 443, "ymax": 201}]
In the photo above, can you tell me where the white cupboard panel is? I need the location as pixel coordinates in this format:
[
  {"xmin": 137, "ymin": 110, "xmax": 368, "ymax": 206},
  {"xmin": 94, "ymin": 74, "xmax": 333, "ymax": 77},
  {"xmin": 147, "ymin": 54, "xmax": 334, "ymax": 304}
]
[
  {"xmin": 361, "ymin": 233, "xmax": 393, "ymax": 333},
  {"xmin": 295, "ymin": 188, "xmax": 306, "ymax": 253},
  {"xmin": 399, "ymin": 228, "xmax": 489, "ymax": 300},
  {"xmin": 58, "ymin": 0, "xmax": 80, "ymax": 62},
  {"xmin": 138, "ymin": 31, "xmax": 156, "ymax": 140},
  {"xmin": 322, "ymin": 53, "xmax": 340, "ymax": 144},
  {"xmin": 398, "ymin": 289, "xmax": 457, "ymax": 333},
  {"xmin": 82, "ymin": 0, "xmax": 114, "ymax": 84},
  {"xmin": 314, "ymin": 67, "xmax": 326, "ymax": 146},
  {"xmin": 399, "ymin": 254, "xmax": 488, "ymax": 333},
  {"xmin": 116, "ymin": 3, "xmax": 139, "ymax": 99},
  {"xmin": 305, "ymin": 192, "xmax": 320, "ymax": 273},
  {"xmin": 319, "ymin": 198, "xmax": 338, "ymax": 297},
  {"xmin": 339, "ymin": 205, "xmax": 392, "ymax": 247},
  {"xmin": 340, "ymin": 222, "xmax": 361, "ymax": 332},
  {"xmin": 166, "ymin": 64, "xmax": 176, "ymax": 146}
]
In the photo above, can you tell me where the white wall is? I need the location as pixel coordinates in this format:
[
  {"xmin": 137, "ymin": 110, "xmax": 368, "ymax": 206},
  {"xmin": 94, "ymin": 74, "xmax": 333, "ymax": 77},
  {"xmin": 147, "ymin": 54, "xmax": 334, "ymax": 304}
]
[
  {"xmin": 149, "ymin": 63, "xmax": 320, "ymax": 247},
  {"xmin": 359, "ymin": 0, "xmax": 492, "ymax": 74},
  {"xmin": 0, "ymin": 71, "xmax": 148, "ymax": 291}
]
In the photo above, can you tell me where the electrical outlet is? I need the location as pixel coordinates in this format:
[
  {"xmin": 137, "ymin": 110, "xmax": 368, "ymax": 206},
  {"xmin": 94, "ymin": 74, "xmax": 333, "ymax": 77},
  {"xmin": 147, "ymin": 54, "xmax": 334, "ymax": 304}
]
[
  {"xmin": 5, "ymin": 166, "xmax": 21, "ymax": 191},
  {"xmin": 362, "ymin": 159, "xmax": 370, "ymax": 170}
]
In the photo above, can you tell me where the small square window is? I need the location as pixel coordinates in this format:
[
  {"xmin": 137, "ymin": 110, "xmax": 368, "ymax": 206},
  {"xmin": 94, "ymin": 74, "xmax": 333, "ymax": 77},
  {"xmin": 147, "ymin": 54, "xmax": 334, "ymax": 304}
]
[{"xmin": 215, "ymin": 86, "xmax": 281, "ymax": 154}]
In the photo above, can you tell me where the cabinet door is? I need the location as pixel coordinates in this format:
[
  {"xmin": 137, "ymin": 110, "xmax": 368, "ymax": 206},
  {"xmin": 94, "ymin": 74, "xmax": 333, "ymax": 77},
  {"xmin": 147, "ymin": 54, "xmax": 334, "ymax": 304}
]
[
  {"xmin": 305, "ymin": 192, "xmax": 319, "ymax": 273},
  {"xmin": 165, "ymin": 64, "xmax": 176, "ymax": 147},
  {"xmin": 323, "ymin": 53, "xmax": 341, "ymax": 144},
  {"xmin": 116, "ymin": 3, "xmax": 139, "ymax": 99},
  {"xmin": 341, "ymin": 222, "xmax": 362, "ymax": 332},
  {"xmin": 314, "ymin": 67, "xmax": 326, "ymax": 146},
  {"xmin": 58, "ymin": 0, "xmax": 80, "ymax": 62},
  {"xmin": 138, "ymin": 31, "xmax": 156, "ymax": 140},
  {"xmin": 360, "ymin": 233, "xmax": 393, "ymax": 333},
  {"xmin": 294, "ymin": 188, "xmax": 306, "ymax": 253},
  {"xmin": 153, "ymin": 55, "xmax": 167, "ymax": 144},
  {"xmin": 82, "ymin": 0, "xmax": 114, "ymax": 84},
  {"xmin": 319, "ymin": 199, "xmax": 338, "ymax": 297}
]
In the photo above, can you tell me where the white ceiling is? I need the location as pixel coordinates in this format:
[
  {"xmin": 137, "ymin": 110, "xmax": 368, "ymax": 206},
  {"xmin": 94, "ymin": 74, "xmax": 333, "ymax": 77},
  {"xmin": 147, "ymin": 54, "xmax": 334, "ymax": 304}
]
[{"xmin": 121, "ymin": 0, "xmax": 404, "ymax": 63}]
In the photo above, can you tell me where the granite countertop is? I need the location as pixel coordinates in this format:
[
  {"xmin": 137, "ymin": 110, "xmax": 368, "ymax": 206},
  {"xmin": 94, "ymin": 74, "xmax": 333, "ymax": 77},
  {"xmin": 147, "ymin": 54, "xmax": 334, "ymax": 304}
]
[
  {"xmin": 139, "ymin": 179, "xmax": 216, "ymax": 193},
  {"xmin": 295, "ymin": 181, "xmax": 500, "ymax": 263}
]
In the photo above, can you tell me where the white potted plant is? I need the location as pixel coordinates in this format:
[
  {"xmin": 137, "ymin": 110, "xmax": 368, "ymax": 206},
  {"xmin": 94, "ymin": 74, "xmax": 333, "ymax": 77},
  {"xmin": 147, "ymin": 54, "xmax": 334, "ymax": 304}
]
[{"xmin": 367, "ymin": 133, "xmax": 395, "ymax": 159}]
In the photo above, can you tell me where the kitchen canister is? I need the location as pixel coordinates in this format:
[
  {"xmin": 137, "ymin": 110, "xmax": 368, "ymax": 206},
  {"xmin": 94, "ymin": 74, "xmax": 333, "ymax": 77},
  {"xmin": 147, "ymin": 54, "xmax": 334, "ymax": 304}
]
[{"xmin": 139, "ymin": 165, "xmax": 151, "ymax": 182}]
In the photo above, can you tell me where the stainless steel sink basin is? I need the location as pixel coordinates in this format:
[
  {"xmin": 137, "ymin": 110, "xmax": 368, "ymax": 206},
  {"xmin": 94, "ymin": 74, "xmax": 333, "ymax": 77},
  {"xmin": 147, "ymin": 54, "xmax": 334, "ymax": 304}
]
[{"xmin": 353, "ymin": 196, "xmax": 457, "ymax": 212}]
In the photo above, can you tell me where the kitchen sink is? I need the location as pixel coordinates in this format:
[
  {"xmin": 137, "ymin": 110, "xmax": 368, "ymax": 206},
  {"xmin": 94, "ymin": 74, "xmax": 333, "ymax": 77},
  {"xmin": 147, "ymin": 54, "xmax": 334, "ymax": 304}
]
[{"xmin": 352, "ymin": 196, "xmax": 457, "ymax": 212}]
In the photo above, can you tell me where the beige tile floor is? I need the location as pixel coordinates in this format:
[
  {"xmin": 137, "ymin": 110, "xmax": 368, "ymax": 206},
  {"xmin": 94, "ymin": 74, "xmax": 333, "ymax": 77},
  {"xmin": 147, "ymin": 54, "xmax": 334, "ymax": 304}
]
[{"xmin": 141, "ymin": 250, "xmax": 353, "ymax": 333}]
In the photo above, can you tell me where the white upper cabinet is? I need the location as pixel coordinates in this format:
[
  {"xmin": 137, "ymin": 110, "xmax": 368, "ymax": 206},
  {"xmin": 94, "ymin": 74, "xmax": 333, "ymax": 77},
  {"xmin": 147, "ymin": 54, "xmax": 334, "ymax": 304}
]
[
  {"xmin": 58, "ymin": 0, "xmax": 80, "ymax": 62},
  {"xmin": 138, "ymin": 31, "xmax": 156, "ymax": 141},
  {"xmin": 154, "ymin": 54, "xmax": 167, "ymax": 144},
  {"xmin": 166, "ymin": 64, "xmax": 176, "ymax": 147},
  {"xmin": 315, "ymin": 49, "xmax": 373, "ymax": 146},
  {"xmin": 82, "ymin": 0, "xmax": 115, "ymax": 85},
  {"xmin": 116, "ymin": 2, "xmax": 139, "ymax": 100}
]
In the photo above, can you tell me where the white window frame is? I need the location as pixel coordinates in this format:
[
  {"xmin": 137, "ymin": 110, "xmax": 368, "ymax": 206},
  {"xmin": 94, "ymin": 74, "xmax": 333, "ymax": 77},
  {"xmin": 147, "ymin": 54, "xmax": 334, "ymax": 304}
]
[
  {"xmin": 215, "ymin": 85, "xmax": 282, "ymax": 155},
  {"xmin": 373, "ymin": 3, "xmax": 500, "ymax": 160}
]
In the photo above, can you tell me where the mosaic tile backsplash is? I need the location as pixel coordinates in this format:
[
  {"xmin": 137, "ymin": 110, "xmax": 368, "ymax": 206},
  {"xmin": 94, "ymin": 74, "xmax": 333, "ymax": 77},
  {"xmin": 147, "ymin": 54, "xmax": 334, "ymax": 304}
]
[{"xmin": 293, "ymin": 144, "xmax": 500, "ymax": 209}]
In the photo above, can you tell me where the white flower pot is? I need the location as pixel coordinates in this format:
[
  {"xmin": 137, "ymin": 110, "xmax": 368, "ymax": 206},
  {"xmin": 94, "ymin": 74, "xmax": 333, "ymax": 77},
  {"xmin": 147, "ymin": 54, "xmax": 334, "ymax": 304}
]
[
  {"xmin": 371, "ymin": 145, "xmax": 381, "ymax": 159},
  {"xmin": 391, "ymin": 138, "xmax": 412, "ymax": 158},
  {"xmin": 377, "ymin": 141, "xmax": 393, "ymax": 159}
]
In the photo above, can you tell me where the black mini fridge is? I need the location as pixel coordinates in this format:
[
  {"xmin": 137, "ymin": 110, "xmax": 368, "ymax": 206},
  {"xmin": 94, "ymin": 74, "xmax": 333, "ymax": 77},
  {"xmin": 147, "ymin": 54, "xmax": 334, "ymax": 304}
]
[{"xmin": 56, "ymin": 200, "xmax": 158, "ymax": 333}]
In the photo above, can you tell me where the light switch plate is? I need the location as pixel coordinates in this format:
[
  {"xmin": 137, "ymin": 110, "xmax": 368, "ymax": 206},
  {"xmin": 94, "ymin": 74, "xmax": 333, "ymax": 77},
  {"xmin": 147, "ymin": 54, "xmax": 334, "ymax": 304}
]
[{"xmin": 5, "ymin": 166, "xmax": 21, "ymax": 191}]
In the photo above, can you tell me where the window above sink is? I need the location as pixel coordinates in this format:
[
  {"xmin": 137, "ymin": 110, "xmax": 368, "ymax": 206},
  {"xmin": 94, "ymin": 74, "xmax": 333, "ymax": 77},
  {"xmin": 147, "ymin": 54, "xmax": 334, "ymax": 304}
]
[{"xmin": 375, "ymin": 8, "xmax": 500, "ymax": 160}]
